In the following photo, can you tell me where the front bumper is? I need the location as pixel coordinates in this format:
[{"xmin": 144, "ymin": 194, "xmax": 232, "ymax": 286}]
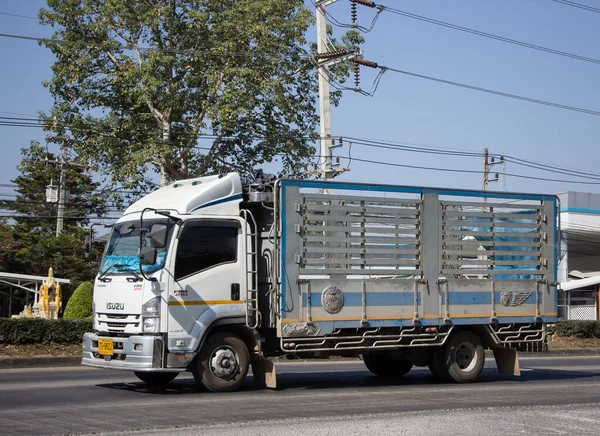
[{"xmin": 82, "ymin": 333, "xmax": 183, "ymax": 372}]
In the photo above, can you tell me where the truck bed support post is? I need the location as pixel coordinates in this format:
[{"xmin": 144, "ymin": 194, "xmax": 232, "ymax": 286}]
[
  {"xmin": 493, "ymin": 347, "xmax": 521, "ymax": 376},
  {"xmin": 251, "ymin": 355, "xmax": 277, "ymax": 389}
]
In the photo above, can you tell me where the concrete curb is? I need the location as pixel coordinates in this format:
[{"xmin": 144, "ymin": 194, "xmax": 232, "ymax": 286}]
[
  {"xmin": 0, "ymin": 356, "xmax": 81, "ymax": 369},
  {"xmin": 1, "ymin": 349, "xmax": 600, "ymax": 369}
]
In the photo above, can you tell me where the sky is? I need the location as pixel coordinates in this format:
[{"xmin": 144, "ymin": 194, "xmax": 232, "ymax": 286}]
[{"xmin": 1, "ymin": 0, "xmax": 600, "ymax": 210}]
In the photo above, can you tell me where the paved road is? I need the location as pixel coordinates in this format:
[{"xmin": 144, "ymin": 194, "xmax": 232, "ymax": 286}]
[{"xmin": 1, "ymin": 356, "xmax": 600, "ymax": 435}]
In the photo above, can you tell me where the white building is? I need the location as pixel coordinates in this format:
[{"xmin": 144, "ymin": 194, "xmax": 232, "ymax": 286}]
[{"xmin": 558, "ymin": 191, "xmax": 600, "ymax": 321}]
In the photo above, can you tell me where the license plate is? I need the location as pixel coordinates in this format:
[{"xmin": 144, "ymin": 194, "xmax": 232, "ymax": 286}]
[{"xmin": 98, "ymin": 338, "xmax": 114, "ymax": 355}]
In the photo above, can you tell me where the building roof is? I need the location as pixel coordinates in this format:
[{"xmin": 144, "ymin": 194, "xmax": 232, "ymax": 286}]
[{"xmin": 561, "ymin": 275, "xmax": 600, "ymax": 291}]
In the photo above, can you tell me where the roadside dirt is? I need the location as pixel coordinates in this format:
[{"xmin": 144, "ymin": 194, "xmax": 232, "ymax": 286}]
[
  {"xmin": 548, "ymin": 336, "xmax": 600, "ymax": 350},
  {"xmin": 1, "ymin": 336, "xmax": 600, "ymax": 358},
  {"xmin": 0, "ymin": 344, "xmax": 82, "ymax": 358}
]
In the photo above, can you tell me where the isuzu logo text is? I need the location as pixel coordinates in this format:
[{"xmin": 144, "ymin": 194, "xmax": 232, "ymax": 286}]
[{"xmin": 106, "ymin": 302, "xmax": 124, "ymax": 310}]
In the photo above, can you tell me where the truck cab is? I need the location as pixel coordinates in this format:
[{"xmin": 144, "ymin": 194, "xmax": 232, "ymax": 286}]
[{"xmin": 83, "ymin": 173, "xmax": 259, "ymax": 390}]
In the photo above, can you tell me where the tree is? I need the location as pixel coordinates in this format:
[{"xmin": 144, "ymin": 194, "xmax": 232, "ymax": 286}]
[
  {"xmin": 40, "ymin": 0, "xmax": 361, "ymax": 189},
  {"xmin": 7, "ymin": 141, "xmax": 106, "ymax": 236},
  {"xmin": 0, "ymin": 141, "xmax": 107, "ymax": 296},
  {"xmin": 63, "ymin": 281, "xmax": 94, "ymax": 319}
]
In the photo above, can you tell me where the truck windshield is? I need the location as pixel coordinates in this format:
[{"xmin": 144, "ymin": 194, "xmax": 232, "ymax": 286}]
[{"xmin": 99, "ymin": 220, "xmax": 173, "ymax": 276}]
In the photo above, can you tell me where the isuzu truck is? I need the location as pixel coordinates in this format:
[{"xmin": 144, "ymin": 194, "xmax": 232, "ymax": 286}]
[{"xmin": 82, "ymin": 173, "xmax": 558, "ymax": 391}]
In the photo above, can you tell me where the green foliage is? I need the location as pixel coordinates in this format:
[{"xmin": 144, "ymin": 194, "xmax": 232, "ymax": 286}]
[
  {"xmin": 0, "ymin": 318, "xmax": 92, "ymax": 344},
  {"xmin": 555, "ymin": 320, "xmax": 600, "ymax": 338},
  {"xmin": 554, "ymin": 321, "xmax": 600, "ymax": 338},
  {"xmin": 39, "ymin": 0, "xmax": 361, "ymax": 188},
  {"xmin": 63, "ymin": 281, "xmax": 94, "ymax": 319},
  {"xmin": 0, "ymin": 141, "xmax": 106, "ymax": 301}
]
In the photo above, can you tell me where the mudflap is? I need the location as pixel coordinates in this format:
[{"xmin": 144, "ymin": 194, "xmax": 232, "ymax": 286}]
[
  {"xmin": 492, "ymin": 346, "xmax": 521, "ymax": 376},
  {"xmin": 250, "ymin": 354, "xmax": 277, "ymax": 389}
]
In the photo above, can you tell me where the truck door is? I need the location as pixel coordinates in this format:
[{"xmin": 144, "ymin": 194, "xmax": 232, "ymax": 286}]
[{"xmin": 167, "ymin": 219, "xmax": 245, "ymax": 347}]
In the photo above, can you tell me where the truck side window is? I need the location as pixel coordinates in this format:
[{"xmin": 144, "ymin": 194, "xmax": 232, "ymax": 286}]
[{"xmin": 175, "ymin": 226, "xmax": 238, "ymax": 280}]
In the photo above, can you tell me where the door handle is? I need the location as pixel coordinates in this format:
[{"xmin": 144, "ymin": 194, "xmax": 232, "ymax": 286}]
[{"xmin": 231, "ymin": 283, "xmax": 240, "ymax": 301}]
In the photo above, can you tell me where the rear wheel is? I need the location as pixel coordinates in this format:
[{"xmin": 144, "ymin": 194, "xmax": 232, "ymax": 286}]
[
  {"xmin": 363, "ymin": 351, "xmax": 413, "ymax": 378},
  {"xmin": 431, "ymin": 346, "xmax": 449, "ymax": 380},
  {"xmin": 134, "ymin": 371, "xmax": 178, "ymax": 386},
  {"xmin": 193, "ymin": 333, "xmax": 249, "ymax": 392},
  {"xmin": 428, "ymin": 359, "xmax": 439, "ymax": 378},
  {"xmin": 440, "ymin": 331, "xmax": 485, "ymax": 383}
]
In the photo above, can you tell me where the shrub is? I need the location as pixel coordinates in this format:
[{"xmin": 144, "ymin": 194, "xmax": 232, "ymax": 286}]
[
  {"xmin": 63, "ymin": 281, "xmax": 94, "ymax": 319},
  {"xmin": 0, "ymin": 318, "xmax": 92, "ymax": 344},
  {"xmin": 554, "ymin": 320, "xmax": 600, "ymax": 339}
]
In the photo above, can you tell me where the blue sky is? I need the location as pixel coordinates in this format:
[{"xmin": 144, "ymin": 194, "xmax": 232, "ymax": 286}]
[{"xmin": 1, "ymin": 0, "xmax": 600, "ymax": 200}]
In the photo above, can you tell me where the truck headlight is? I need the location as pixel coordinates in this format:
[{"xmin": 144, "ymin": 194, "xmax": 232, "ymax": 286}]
[
  {"xmin": 143, "ymin": 317, "xmax": 159, "ymax": 333},
  {"xmin": 142, "ymin": 297, "xmax": 160, "ymax": 333},
  {"xmin": 142, "ymin": 297, "xmax": 160, "ymax": 317}
]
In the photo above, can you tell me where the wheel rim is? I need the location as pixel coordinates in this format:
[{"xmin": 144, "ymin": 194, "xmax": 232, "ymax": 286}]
[
  {"xmin": 455, "ymin": 342, "xmax": 477, "ymax": 372},
  {"xmin": 209, "ymin": 346, "xmax": 239, "ymax": 380}
]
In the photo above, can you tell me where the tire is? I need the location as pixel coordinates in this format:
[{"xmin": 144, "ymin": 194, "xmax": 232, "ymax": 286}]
[
  {"xmin": 193, "ymin": 333, "xmax": 249, "ymax": 392},
  {"xmin": 443, "ymin": 331, "xmax": 485, "ymax": 383},
  {"xmin": 363, "ymin": 351, "xmax": 413, "ymax": 378},
  {"xmin": 134, "ymin": 371, "xmax": 178, "ymax": 386},
  {"xmin": 431, "ymin": 346, "xmax": 449, "ymax": 381},
  {"xmin": 428, "ymin": 359, "xmax": 439, "ymax": 378}
]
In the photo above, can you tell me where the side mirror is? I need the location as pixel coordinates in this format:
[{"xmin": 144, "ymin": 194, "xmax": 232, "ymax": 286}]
[
  {"xmin": 139, "ymin": 246, "xmax": 157, "ymax": 265},
  {"xmin": 147, "ymin": 224, "xmax": 168, "ymax": 248}
]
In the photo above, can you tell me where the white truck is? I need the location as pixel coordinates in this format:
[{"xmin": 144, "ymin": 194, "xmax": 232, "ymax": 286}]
[{"xmin": 82, "ymin": 173, "xmax": 559, "ymax": 391}]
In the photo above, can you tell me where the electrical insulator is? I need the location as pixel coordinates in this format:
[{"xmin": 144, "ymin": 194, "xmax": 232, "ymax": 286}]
[
  {"xmin": 350, "ymin": 0, "xmax": 377, "ymax": 7},
  {"xmin": 315, "ymin": 48, "xmax": 349, "ymax": 60},
  {"xmin": 351, "ymin": 2, "xmax": 357, "ymax": 27},
  {"xmin": 353, "ymin": 62, "xmax": 360, "ymax": 88},
  {"xmin": 354, "ymin": 58, "xmax": 379, "ymax": 69}
]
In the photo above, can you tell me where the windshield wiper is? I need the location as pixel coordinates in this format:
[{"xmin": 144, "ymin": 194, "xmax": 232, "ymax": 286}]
[
  {"xmin": 125, "ymin": 271, "xmax": 143, "ymax": 282},
  {"xmin": 98, "ymin": 263, "xmax": 127, "ymax": 282}
]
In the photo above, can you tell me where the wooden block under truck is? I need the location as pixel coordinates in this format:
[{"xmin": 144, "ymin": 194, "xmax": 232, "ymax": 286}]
[{"xmin": 82, "ymin": 173, "xmax": 559, "ymax": 391}]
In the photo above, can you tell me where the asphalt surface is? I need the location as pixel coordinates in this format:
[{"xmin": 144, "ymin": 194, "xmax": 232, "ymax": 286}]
[{"xmin": 1, "ymin": 356, "xmax": 600, "ymax": 435}]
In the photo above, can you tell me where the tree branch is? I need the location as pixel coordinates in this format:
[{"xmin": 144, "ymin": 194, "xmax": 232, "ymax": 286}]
[
  {"xmin": 132, "ymin": 40, "xmax": 164, "ymax": 125},
  {"xmin": 184, "ymin": 73, "xmax": 224, "ymax": 150}
]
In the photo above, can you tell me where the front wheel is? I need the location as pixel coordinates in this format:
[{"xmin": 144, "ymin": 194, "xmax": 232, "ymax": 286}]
[
  {"xmin": 193, "ymin": 333, "xmax": 249, "ymax": 392},
  {"xmin": 134, "ymin": 371, "xmax": 178, "ymax": 386}
]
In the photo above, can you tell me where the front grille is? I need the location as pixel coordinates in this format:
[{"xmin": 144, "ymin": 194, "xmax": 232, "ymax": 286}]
[{"xmin": 97, "ymin": 313, "xmax": 141, "ymax": 332}]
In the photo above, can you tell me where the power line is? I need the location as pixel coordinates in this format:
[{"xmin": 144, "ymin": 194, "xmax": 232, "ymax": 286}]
[
  {"xmin": 0, "ymin": 12, "xmax": 38, "ymax": 20},
  {"xmin": 345, "ymin": 136, "xmax": 600, "ymax": 183},
  {"xmin": 380, "ymin": 65, "xmax": 600, "ymax": 117},
  {"xmin": 0, "ymin": 110, "xmax": 39, "ymax": 117},
  {"xmin": 553, "ymin": 0, "xmax": 600, "ymax": 14},
  {"xmin": 346, "ymin": 136, "xmax": 600, "ymax": 181},
  {"xmin": 0, "ymin": 214, "xmax": 121, "ymax": 220},
  {"xmin": 377, "ymin": 5, "xmax": 600, "ymax": 66},
  {"xmin": 0, "ymin": 32, "xmax": 308, "ymax": 59}
]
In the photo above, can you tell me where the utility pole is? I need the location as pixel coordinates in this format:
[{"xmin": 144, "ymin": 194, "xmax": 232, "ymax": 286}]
[
  {"xmin": 45, "ymin": 133, "xmax": 73, "ymax": 236},
  {"xmin": 481, "ymin": 147, "xmax": 504, "ymax": 201},
  {"xmin": 55, "ymin": 145, "xmax": 68, "ymax": 236},
  {"xmin": 316, "ymin": 0, "xmax": 335, "ymax": 182},
  {"xmin": 315, "ymin": 0, "xmax": 365, "ymax": 181}
]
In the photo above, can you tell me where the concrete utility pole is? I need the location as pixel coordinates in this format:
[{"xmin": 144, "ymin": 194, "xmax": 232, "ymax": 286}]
[
  {"xmin": 316, "ymin": 0, "xmax": 335, "ymax": 182},
  {"xmin": 481, "ymin": 147, "xmax": 504, "ymax": 202},
  {"xmin": 45, "ymin": 133, "xmax": 73, "ymax": 236},
  {"xmin": 55, "ymin": 145, "xmax": 68, "ymax": 236}
]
